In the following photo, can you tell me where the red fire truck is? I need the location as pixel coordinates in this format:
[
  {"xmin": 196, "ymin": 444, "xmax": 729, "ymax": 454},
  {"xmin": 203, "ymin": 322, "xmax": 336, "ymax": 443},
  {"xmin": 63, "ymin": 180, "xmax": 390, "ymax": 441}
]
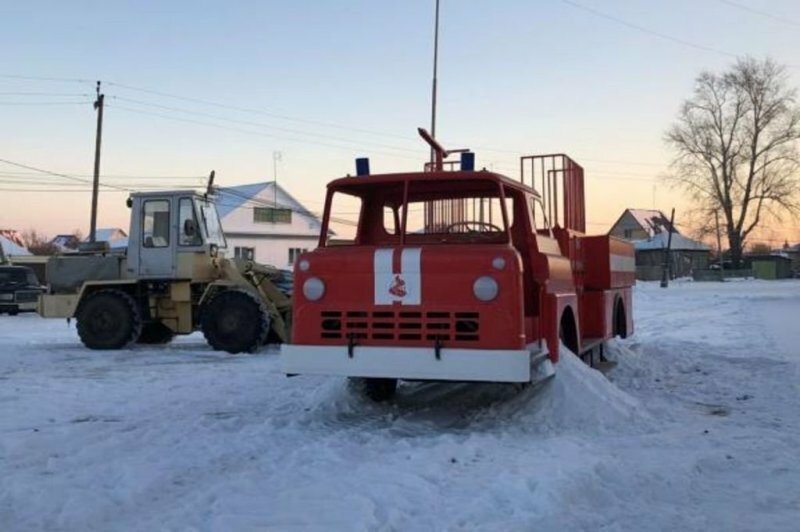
[{"xmin": 282, "ymin": 130, "xmax": 635, "ymax": 400}]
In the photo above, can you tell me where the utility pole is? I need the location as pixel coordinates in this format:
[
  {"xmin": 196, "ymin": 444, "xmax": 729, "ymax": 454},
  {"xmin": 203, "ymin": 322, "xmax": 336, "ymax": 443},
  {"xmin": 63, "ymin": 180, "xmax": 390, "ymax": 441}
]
[
  {"xmin": 89, "ymin": 81, "xmax": 104, "ymax": 243},
  {"xmin": 660, "ymin": 208, "xmax": 675, "ymax": 288},
  {"xmin": 272, "ymin": 150, "xmax": 282, "ymax": 208}
]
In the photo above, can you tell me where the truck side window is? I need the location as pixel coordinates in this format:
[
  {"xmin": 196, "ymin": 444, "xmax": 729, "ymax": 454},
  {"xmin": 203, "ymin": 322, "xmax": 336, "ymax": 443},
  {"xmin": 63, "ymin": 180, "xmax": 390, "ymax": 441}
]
[
  {"xmin": 142, "ymin": 200, "xmax": 171, "ymax": 248},
  {"xmin": 529, "ymin": 196, "xmax": 551, "ymax": 234},
  {"xmin": 179, "ymin": 198, "xmax": 202, "ymax": 246}
]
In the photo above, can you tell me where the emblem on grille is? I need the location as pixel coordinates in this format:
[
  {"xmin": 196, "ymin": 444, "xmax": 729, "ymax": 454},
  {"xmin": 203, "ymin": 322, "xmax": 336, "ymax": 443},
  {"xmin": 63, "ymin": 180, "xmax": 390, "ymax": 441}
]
[{"xmin": 388, "ymin": 275, "xmax": 407, "ymax": 298}]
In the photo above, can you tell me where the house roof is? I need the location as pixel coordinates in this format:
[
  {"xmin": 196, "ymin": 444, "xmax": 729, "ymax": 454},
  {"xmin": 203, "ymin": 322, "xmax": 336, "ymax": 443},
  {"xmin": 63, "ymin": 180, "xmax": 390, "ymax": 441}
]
[
  {"xmin": 633, "ymin": 231, "xmax": 710, "ymax": 252},
  {"xmin": 216, "ymin": 182, "xmax": 320, "ymax": 224},
  {"xmin": 0, "ymin": 229, "xmax": 26, "ymax": 247},
  {"xmin": 84, "ymin": 228, "xmax": 127, "ymax": 242},
  {"xmin": 0, "ymin": 235, "xmax": 31, "ymax": 256},
  {"xmin": 625, "ymin": 209, "xmax": 674, "ymax": 237}
]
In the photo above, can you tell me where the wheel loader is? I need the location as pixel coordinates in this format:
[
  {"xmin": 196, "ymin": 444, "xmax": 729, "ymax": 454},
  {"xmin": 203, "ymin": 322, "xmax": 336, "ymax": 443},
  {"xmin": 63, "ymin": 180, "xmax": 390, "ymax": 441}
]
[{"xmin": 38, "ymin": 188, "xmax": 291, "ymax": 353}]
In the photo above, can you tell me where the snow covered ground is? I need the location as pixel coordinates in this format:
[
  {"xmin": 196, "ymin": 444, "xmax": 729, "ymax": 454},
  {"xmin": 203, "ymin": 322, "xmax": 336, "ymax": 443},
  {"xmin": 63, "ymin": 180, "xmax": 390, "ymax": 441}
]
[{"xmin": 1, "ymin": 280, "xmax": 800, "ymax": 531}]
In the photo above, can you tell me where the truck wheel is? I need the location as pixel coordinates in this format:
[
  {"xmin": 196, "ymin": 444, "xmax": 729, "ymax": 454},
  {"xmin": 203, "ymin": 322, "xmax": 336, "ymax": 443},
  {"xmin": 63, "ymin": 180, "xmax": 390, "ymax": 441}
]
[
  {"xmin": 137, "ymin": 322, "xmax": 175, "ymax": 344},
  {"xmin": 201, "ymin": 289, "xmax": 269, "ymax": 354},
  {"xmin": 76, "ymin": 289, "xmax": 142, "ymax": 350},
  {"xmin": 351, "ymin": 377, "xmax": 398, "ymax": 402}
]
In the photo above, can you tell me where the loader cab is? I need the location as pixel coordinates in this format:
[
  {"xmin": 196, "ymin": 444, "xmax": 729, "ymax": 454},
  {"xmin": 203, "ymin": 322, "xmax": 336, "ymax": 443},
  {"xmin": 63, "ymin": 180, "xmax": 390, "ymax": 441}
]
[{"xmin": 126, "ymin": 191, "xmax": 227, "ymax": 279}]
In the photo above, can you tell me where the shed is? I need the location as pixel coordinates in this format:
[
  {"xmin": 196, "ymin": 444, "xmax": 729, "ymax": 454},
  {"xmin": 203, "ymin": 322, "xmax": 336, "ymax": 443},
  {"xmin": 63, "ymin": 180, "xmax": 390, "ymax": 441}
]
[
  {"xmin": 748, "ymin": 254, "xmax": 793, "ymax": 280},
  {"xmin": 632, "ymin": 232, "xmax": 711, "ymax": 281}
]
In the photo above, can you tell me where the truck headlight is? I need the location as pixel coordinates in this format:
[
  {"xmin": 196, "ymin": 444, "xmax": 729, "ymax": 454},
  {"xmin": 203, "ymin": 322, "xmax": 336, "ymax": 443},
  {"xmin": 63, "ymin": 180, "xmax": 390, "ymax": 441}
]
[
  {"xmin": 473, "ymin": 276, "xmax": 498, "ymax": 301},
  {"xmin": 0, "ymin": 293, "xmax": 13, "ymax": 301},
  {"xmin": 303, "ymin": 277, "xmax": 325, "ymax": 301}
]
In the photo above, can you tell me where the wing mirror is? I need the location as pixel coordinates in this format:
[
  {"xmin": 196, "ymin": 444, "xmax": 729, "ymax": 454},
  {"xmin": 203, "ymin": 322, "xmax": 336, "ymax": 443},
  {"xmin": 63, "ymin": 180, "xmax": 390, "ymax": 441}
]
[{"xmin": 184, "ymin": 219, "xmax": 197, "ymax": 237}]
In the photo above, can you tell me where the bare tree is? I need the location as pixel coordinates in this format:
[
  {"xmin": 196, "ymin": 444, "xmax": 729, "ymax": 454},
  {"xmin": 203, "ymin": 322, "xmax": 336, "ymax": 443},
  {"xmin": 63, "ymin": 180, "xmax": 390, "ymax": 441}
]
[
  {"xmin": 22, "ymin": 229, "xmax": 57, "ymax": 256},
  {"xmin": 665, "ymin": 58, "xmax": 800, "ymax": 267},
  {"xmin": 749, "ymin": 242, "xmax": 772, "ymax": 255}
]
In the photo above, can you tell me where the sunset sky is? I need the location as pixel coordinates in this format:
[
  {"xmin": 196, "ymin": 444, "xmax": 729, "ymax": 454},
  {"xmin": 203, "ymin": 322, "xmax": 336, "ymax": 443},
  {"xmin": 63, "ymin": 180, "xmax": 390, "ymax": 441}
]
[{"xmin": 1, "ymin": 0, "xmax": 799, "ymax": 247}]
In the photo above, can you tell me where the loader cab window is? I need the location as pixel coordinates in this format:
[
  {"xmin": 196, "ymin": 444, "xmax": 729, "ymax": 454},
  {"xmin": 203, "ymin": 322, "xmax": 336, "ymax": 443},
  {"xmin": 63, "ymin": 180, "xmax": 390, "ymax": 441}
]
[
  {"xmin": 142, "ymin": 200, "xmax": 171, "ymax": 248},
  {"xmin": 197, "ymin": 198, "xmax": 227, "ymax": 248},
  {"xmin": 179, "ymin": 198, "xmax": 202, "ymax": 246}
]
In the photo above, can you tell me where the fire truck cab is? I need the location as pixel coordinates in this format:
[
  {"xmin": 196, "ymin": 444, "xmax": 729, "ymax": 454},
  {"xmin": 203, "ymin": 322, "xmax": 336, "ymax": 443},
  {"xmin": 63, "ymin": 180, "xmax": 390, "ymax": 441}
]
[{"xmin": 282, "ymin": 134, "xmax": 635, "ymax": 400}]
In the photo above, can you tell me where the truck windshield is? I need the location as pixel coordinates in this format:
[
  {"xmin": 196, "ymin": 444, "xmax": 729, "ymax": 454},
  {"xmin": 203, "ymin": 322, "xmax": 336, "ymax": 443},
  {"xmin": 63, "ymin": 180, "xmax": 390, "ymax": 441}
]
[
  {"xmin": 198, "ymin": 199, "xmax": 227, "ymax": 247},
  {"xmin": 321, "ymin": 177, "xmax": 510, "ymax": 246}
]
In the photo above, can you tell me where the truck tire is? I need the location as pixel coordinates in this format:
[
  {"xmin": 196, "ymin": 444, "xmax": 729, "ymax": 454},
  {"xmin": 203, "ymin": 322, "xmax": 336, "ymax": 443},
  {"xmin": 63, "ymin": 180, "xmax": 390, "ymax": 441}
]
[
  {"xmin": 137, "ymin": 322, "xmax": 175, "ymax": 344},
  {"xmin": 200, "ymin": 289, "xmax": 270, "ymax": 354},
  {"xmin": 76, "ymin": 289, "xmax": 142, "ymax": 350},
  {"xmin": 350, "ymin": 377, "xmax": 398, "ymax": 402}
]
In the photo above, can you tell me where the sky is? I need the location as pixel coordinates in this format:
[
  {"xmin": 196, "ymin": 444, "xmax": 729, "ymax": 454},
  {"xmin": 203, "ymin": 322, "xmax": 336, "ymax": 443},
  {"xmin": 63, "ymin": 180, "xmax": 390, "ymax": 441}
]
[{"xmin": 1, "ymin": 0, "xmax": 799, "ymax": 246}]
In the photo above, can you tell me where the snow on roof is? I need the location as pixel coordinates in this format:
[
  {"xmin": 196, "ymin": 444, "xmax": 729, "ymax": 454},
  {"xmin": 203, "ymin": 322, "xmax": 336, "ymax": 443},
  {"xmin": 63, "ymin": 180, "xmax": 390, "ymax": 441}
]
[
  {"xmin": 627, "ymin": 209, "xmax": 674, "ymax": 237},
  {"xmin": 216, "ymin": 181, "xmax": 320, "ymax": 224},
  {"xmin": 216, "ymin": 182, "xmax": 272, "ymax": 219},
  {"xmin": 0, "ymin": 235, "xmax": 31, "ymax": 256},
  {"xmin": 84, "ymin": 228, "xmax": 127, "ymax": 242},
  {"xmin": 633, "ymin": 231, "xmax": 710, "ymax": 252}
]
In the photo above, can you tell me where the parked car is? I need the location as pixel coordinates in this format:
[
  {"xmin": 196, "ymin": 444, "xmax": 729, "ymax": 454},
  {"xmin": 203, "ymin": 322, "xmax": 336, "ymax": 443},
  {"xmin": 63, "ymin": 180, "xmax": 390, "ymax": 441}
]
[{"xmin": 0, "ymin": 266, "xmax": 43, "ymax": 315}]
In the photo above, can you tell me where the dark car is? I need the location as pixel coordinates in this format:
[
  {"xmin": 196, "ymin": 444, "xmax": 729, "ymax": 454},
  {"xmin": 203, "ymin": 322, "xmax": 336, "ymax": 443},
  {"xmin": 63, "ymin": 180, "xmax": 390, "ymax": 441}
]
[{"xmin": 0, "ymin": 266, "xmax": 43, "ymax": 315}]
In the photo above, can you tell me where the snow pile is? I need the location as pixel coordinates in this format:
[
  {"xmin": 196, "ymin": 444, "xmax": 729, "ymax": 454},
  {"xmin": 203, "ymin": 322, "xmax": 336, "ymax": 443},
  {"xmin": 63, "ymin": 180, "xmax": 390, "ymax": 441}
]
[{"xmin": 504, "ymin": 347, "xmax": 651, "ymax": 435}]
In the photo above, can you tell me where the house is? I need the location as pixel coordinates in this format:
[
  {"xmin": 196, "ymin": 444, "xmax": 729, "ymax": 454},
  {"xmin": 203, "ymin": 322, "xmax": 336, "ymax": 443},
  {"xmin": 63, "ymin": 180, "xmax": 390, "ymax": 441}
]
[
  {"xmin": 632, "ymin": 232, "xmax": 711, "ymax": 280},
  {"xmin": 609, "ymin": 209, "xmax": 710, "ymax": 280},
  {"xmin": 216, "ymin": 182, "xmax": 323, "ymax": 269},
  {"xmin": 51, "ymin": 234, "xmax": 81, "ymax": 252},
  {"xmin": 0, "ymin": 234, "xmax": 31, "ymax": 258},
  {"xmin": 608, "ymin": 209, "xmax": 673, "ymax": 240},
  {"xmin": 83, "ymin": 228, "xmax": 128, "ymax": 252},
  {"xmin": 0, "ymin": 229, "xmax": 27, "ymax": 249}
]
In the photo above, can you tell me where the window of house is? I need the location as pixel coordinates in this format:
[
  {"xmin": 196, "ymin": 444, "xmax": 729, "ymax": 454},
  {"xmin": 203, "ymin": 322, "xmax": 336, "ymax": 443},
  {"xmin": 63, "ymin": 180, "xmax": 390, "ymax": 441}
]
[
  {"xmin": 624, "ymin": 229, "xmax": 633, "ymax": 239},
  {"xmin": 142, "ymin": 200, "xmax": 170, "ymax": 248},
  {"xmin": 288, "ymin": 247, "xmax": 308, "ymax": 265},
  {"xmin": 254, "ymin": 207, "xmax": 292, "ymax": 224},
  {"xmin": 234, "ymin": 246, "xmax": 255, "ymax": 260}
]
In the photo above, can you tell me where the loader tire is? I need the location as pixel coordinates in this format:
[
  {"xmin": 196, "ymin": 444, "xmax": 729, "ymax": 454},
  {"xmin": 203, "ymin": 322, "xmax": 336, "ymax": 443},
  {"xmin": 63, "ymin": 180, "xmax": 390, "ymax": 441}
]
[
  {"xmin": 137, "ymin": 321, "xmax": 175, "ymax": 344},
  {"xmin": 76, "ymin": 289, "xmax": 142, "ymax": 350},
  {"xmin": 201, "ymin": 289, "xmax": 270, "ymax": 354}
]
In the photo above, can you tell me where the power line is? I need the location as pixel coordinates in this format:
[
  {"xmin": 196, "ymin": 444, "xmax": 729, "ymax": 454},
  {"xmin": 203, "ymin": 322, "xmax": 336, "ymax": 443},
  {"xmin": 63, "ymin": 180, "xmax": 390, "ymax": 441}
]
[
  {"xmin": 105, "ymin": 80, "xmax": 416, "ymax": 142},
  {"xmin": 1, "ymin": 71, "xmax": 676, "ymax": 170},
  {"xmin": 0, "ymin": 101, "xmax": 92, "ymax": 106},
  {"xmin": 0, "ymin": 73, "xmax": 93, "ymax": 83},
  {"xmin": 559, "ymin": 0, "xmax": 799, "ymax": 68},
  {"xmin": 0, "ymin": 91, "xmax": 92, "ymax": 97},
  {"xmin": 110, "ymin": 95, "xmax": 423, "ymax": 155},
  {"xmin": 0, "ymin": 170, "xmax": 205, "ymax": 179},
  {"xmin": 716, "ymin": 0, "xmax": 800, "ymax": 27},
  {"xmin": 0, "ymin": 157, "xmax": 130, "ymax": 192},
  {"xmin": 106, "ymin": 103, "xmax": 424, "ymax": 161}
]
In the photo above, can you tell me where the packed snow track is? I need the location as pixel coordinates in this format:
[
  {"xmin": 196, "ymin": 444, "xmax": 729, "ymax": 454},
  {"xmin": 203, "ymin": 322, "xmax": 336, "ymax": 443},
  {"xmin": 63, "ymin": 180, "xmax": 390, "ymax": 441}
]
[{"xmin": 2, "ymin": 280, "xmax": 799, "ymax": 531}]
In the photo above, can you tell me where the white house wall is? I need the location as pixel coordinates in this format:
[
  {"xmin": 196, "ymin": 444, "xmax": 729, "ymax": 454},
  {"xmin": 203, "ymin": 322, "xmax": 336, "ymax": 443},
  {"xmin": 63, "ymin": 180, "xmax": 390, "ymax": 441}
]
[
  {"xmin": 219, "ymin": 183, "xmax": 323, "ymax": 269},
  {"xmin": 220, "ymin": 185, "xmax": 321, "ymax": 237},
  {"xmin": 225, "ymin": 236, "xmax": 317, "ymax": 269}
]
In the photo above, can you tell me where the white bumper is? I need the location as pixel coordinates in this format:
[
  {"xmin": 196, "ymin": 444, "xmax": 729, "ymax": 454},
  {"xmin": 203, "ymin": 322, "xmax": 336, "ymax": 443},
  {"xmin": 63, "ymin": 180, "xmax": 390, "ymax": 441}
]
[{"xmin": 280, "ymin": 344, "xmax": 537, "ymax": 383}]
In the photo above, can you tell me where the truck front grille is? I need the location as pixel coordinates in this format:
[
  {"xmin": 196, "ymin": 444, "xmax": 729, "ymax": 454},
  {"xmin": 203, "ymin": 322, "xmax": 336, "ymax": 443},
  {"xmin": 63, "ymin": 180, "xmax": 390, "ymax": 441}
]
[
  {"xmin": 319, "ymin": 310, "xmax": 480, "ymax": 343},
  {"xmin": 14, "ymin": 291, "xmax": 39, "ymax": 303}
]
